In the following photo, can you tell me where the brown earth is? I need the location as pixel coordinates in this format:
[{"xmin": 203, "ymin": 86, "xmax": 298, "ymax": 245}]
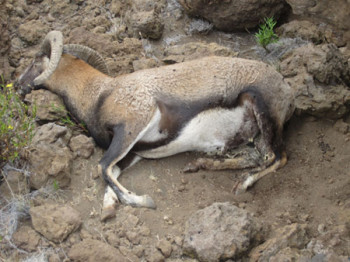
[
  {"xmin": 1, "ymin": 0, "xmax": 350, "ymax": 261},
  {"xmin": 6, "ymin": 115, "xmax": 350, "ymax": 261}
]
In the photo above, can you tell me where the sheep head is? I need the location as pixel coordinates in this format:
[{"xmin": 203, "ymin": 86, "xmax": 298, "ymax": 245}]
[
  {"xmin": 17, "ymin": 30, "xmax": 109, "ymax": 96},
  {"xmin": 17, "ymin": 31, "xmax": 63, "ymax": 96}
]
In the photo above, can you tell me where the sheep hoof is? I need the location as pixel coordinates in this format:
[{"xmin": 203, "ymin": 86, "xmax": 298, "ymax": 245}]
[
  {"xmin": 119, "ymin": 192, "xmax": 157, "ymax": 209},
  {"xmin": 140, "ymin": 195, "xmax": 157, "ymax": 209},
  {"xmin": 234, "ymin": 183, "xmax": 247, "ymax": 195},
  {"xmin": 234, "ymin": 175, "xmax": 255, "ymax": 195},
  {"xmin": 183, "ymin": 162, "xmax": 200, "ymax": 173},
  {"xmin": 101, "ymin": 206, "xmax": 116, "ymax": 222}
]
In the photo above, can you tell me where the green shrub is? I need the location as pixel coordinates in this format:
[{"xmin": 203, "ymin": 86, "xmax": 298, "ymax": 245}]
[
  {"xmin": 0, "ymin": 77, "xmax": 36, "ymax": 167},
  {"xmin": 255, "ymin": 17, "xmax": 279, "ymax": 48},
  {"xmin": 51, "ymin": 103, "xmax": 88, "ymax": 133}
]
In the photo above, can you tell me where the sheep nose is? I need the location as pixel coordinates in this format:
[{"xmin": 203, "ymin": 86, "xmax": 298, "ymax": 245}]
[
  {"xmin": 14, "ymin": 80, "xmax": 20, "ymax": 89},
  {"xmin": 17, "ymin": 88, "xmax": 25, "ymax": 97}
]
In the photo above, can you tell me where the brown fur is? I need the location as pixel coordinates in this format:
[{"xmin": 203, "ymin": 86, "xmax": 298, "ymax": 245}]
[{"xmin": 18, "ymin": 52, "xmax": 295, "ymax": 208}]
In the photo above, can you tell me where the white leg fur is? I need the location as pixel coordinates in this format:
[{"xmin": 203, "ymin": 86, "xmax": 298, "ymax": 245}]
[
  {"xmin": 103, "ymin": 156, "xmax": 155, "ymax": 214},
  {"xmin": 105, "ymin": 165, "xmax": 156, "ymax": 208},
  {"xmin": 101, "ymin": 167, "xmax": 121, "ymax": 221},
  {"xmin": 235, "ymin": 154, "xmax": 286, "ymax": 194},
  {"xmin": 102, "ymin": 186, "xmax": 118, "ymax": 209}
]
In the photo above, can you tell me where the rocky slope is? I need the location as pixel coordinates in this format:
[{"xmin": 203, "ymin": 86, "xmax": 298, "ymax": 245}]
[{"xmin": 0, "ymin": 0, "xmax": 350, "ymax": 261}]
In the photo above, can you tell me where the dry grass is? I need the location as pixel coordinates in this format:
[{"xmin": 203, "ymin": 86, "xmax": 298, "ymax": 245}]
[{"xmin": 0, "ymin": 166, "xmax": 66, "ymax": 260}]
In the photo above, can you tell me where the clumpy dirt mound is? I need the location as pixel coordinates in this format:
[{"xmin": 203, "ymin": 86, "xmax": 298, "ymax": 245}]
[
  {"xmin": 183, "ymin": 202, "xmax": 262, "ymax": 261},
  {"xmin": 286, "ymin": 0, "xmax": 350, "ymax": 46},
  {"xmin": 1, "ymin": 0, "xmax": 350, "ymax": 261}
]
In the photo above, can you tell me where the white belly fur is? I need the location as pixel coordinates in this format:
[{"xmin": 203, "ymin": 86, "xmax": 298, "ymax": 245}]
[
  {"xmin": 137, "ymin": 106, "xmax": 246, "ymax": 159},
  {"xmin": 139, "ymin": 108, "xmax": 168, "ymax": 142}
]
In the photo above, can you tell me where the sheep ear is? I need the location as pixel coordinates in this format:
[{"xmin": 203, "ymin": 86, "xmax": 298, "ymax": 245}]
[{"xmin": 63, "ymin": 44, "xmax": 110, "ymax": 75}]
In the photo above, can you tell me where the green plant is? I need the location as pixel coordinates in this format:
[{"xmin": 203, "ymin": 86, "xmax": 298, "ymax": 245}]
[
  {"xmin": 255, "ymin": 17, "xmax": 279, "ymax": 48},
  {"xmin": 0, "ymin": 76, "xmax": 36, "ymax": 167},
  {"xmin": 51, "ymin": 103, "xmax": 88, "ymax": 133},
  {"xmin": 52, "ymin": 179, "xmax": 59, "ymax": 191}
]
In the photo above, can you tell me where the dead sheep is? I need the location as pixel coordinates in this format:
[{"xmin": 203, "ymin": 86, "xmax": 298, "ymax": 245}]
[{"xmin": 17, "ymin": 31, "xmax": 295, "ymax": 220}]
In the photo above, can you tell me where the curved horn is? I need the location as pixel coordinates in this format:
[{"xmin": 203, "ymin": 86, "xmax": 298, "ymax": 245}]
[
  {"xmin": 33, "ymin": 31, "xmax": 64, "ymax": 86},
  {"xmin": 63, "ymin": 44, "xmax": 110, "ymax": 75}
]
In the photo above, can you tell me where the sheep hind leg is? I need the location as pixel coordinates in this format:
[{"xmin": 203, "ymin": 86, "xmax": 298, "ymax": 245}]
[
  {"xmin": 234, "ymin": 151, "xmax": 287, "ymax": 194},
  {"xmin": 234, "ymin": 88, "xmax": 287, "ymax": 194},
  {"xmin": 183, "ymin": 148, "xmax": 261, "ymax": 173}
]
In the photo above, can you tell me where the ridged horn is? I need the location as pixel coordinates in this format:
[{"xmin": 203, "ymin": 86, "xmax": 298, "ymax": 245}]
[
  {"xmin": 63, "ymin": 44, "xmax": 110, "ymax": 75},
  {"xmin": 33, "ymin": 31, "xmax": 64, "ymax": 86}
]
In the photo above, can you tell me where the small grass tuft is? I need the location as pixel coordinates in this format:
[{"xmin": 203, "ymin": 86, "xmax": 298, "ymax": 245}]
[
  {"xmin": 255, "ymin": 17, "xmax": 279, "ymax": 48},
  {"xmin": 50, "ymin": 103, "xmax": 88, "ymax": 133},
  {"xmin": 52, "ymin": 179, "xmax": 60, "ymax": 191}
]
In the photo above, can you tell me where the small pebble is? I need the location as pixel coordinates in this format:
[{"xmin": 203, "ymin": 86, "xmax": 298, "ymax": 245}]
[
  {"xmin": 157, "ymin": 239, "xmax": 172, "ymax": 258},
  {"xmin": 318, "ymin": 223, "xmax": 326, "ymax": 234},
  {"xmin": 181, "ymin": 177, "xmax": 189, "ymax": 184},
  {"xmin": 178, "ymin": 185, "xmax": 186, "ymax": 192},
  {"xmin": 163, "ymin": 215, "xmax": 174, "ymax": 225},
  {"xmin": 149, "ymin": 175, "xmax": 157, "ymax": 181}
]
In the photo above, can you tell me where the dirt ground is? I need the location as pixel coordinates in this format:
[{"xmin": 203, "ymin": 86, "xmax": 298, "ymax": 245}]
[
  {"xmin": 117, "ymin": 115, "xmax": 350, "ymax": 234},
  {"xmin": 57, "ymin": 115, "xmax": 350, "ymax": 257},
  {"xmin": 1, "ymin": 0, "xmax": 350, "ymax": 260},
  {"xmin": 2, "ymin": 114, "xmax": 350, "ymax": 261}
]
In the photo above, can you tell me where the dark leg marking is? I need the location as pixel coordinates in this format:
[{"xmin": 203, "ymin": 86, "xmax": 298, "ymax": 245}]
[
  {"xmin": 232, "ymin": 88, "xmax": 287, "ymax": 193},
  {"xmin": 99, "ymin": 123, "xmax": 126, "ymax": 202},
  {"xmin": 118, "ymin": 152, "xmax": 140, "ymax": 171},
  {"xmin": 99, "ymin": 124, "xmax": 156, "ymax": 208}
]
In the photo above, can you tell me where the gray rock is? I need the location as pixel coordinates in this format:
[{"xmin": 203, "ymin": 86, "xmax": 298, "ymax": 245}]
[
  {"xmin": 249, "ymin": 223, "xmax": 308, "ymax": 262},
  {"xmin": 123, "ymin": 0, "xmax": 166, "ymax": 40},
  {"xmin": 28, "ymin": 123, "xmax": 73, "ymax": 189},
  {"xmin": 276, "ymin": 20, "xmax": 324, "ymax": 44},
  {"xmin": 30, "ymin": 204, "xmax": 82, "ymax": 243},
  {"xmin": 280, "ymin": 43, "xmax": 350, "ymax": 119},
  {"xmin": 269, "ymin": 247, "xmax": 313, "ymax": 262},
  {"xmin": 67, "ymin": 27, "xmax": 143, "ymax": 76},
  {"xmin": 18, "ymin": 20, "xmax": 49, "ymax": 44},
  {"xmin": 306, "ymin": 225, "xmax": 350, "ymax": 258},
  {"xmin": 183, "ymin": 202, "xmax": 261, "ymax": 262},
  {"xmin": 69, "ymin": 134, "xmax": 95, "ymax": 159},
  {"xmin": 133, "ymin": 58, "xmax": 159, "ymax": 71},
  {"xmin": 24, "ymin": 89, "xmax": 67, "ymax": 122},
  {"xmin": 333, "ymin": 120, "xmax": 350, "ymax": 134},
  {"xmin": 119, "ymin": 246, "xmax": 140, "ymax": 261},
  {"xmin": 178, "ymin": 0, "xmax": 286, "ymax": 31},
  {"xmin": 129, "ymin": 10, "xmax": 164, "ymax": 40},
  {"xmin": 0, "ymin": 166, "xmax": 29, "ymax": 197},
  {"xmin": 49, "ymin": 0, "xmax": 78, "ymax": 18},
  {"xmin": 31, "ymin": 122, "xmax": 71, "ymax": 146},
  {"xmin": 284, "ymin": 0, "xmax": 316, "ymax": 16},
  {"xmin": 12, "ymin": 225, "xmax": 42, "ymax": 252},
  {"xmin": 68, "ymin": 239, "xmax": 128, "ymax": 262},
  {"xmin": 163, "ymin": 42, "xmax": 237, "ymax": 64},
  {"xmin": 276, "ymin": 20, "xmax": 346, "ymax": 47},
  {"xmin": 309, "ymin": 253, "xmax": 350, "ymax": 262},
  {"xmin": 145, "ymin": 246, "xmax": 165, "ymax": 262},
  {"xmin": 157, "ymin": 239, "xmax": 173, "ymax": 258},
  {"xmin": 0, "ymin": 3, "xmax": 11, "ymax": 79},
  {"xmin": 186, "ymin": 19, "xmax": 213, "ymax": 35},
  {"xmin": 285, "ymin": 0, "xmax": 350, "ymax": 45}
]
